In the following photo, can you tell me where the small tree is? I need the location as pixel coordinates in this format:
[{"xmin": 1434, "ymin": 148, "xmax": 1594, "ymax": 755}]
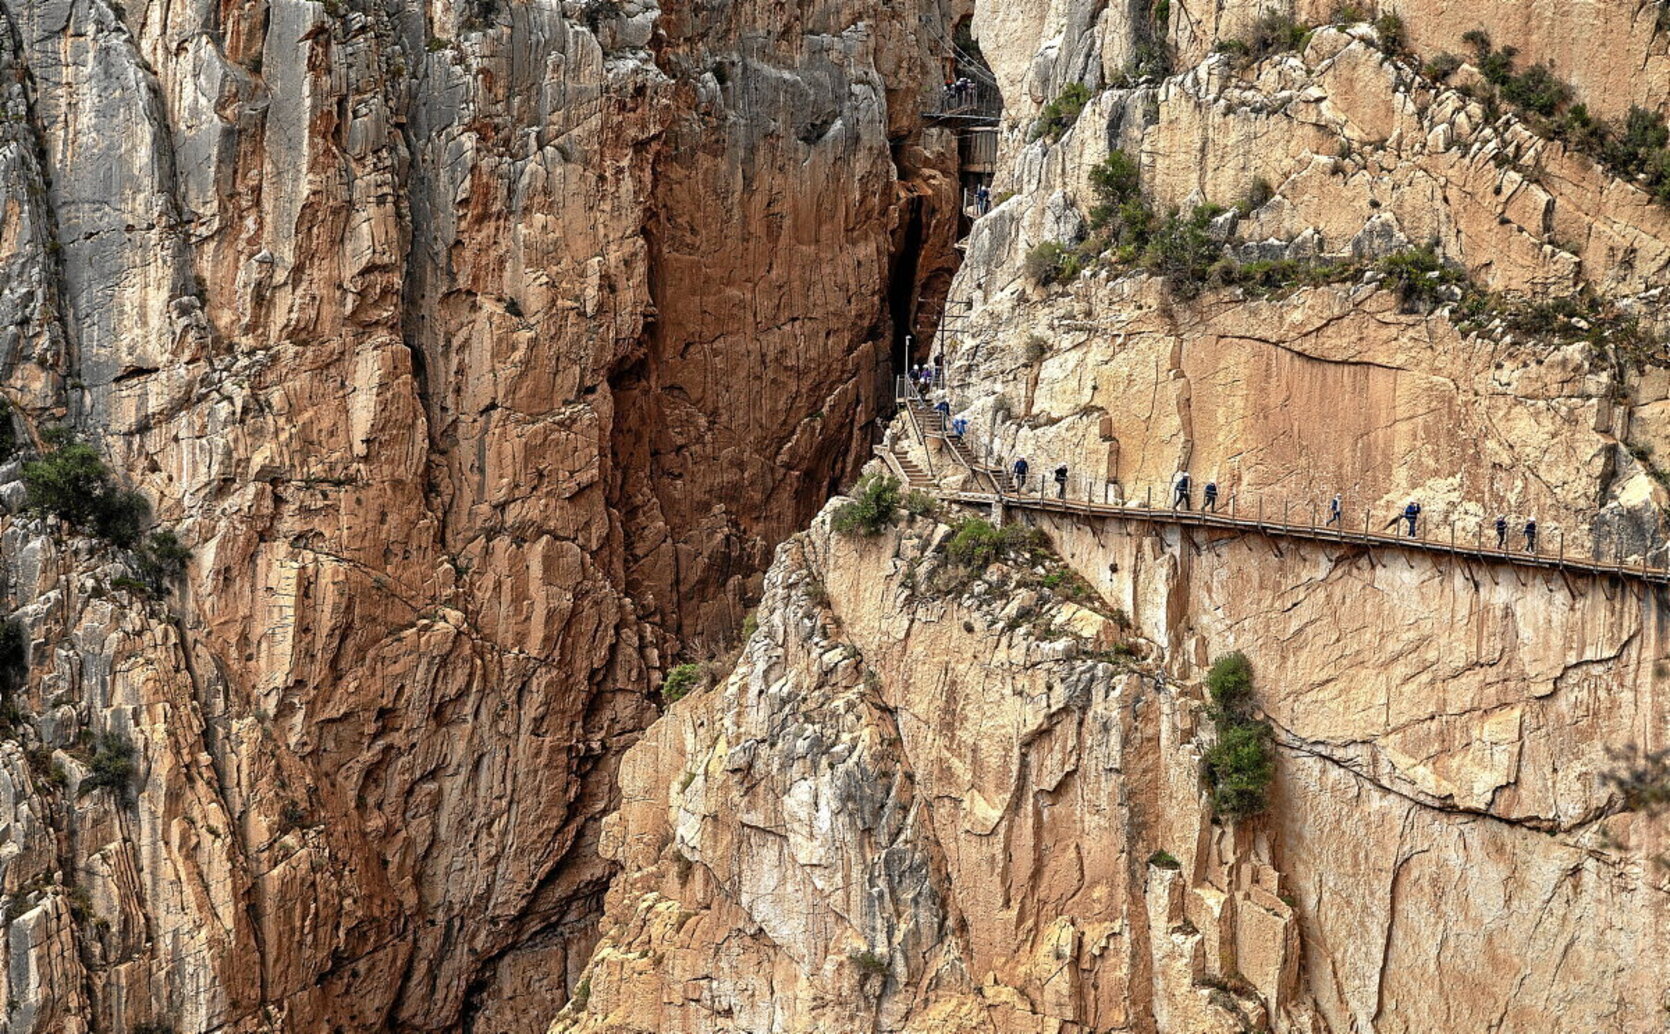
[
  {"xmin": 661, "ymin": 663, "xmax": 701, "ymax": 704},
  {"xmin": 135, "ymin": 530, "xmax": 192, "ymax": 593},
  {"xmin": 831, "ymin": 473, "xmax": 902, "ymax": 537},
  {"xmin": 1088, "ymin": 150, "xmax": 1142, "ymax": 227},
  {"xmin": 23, "ymin": 440, "xmax": 150, "ymax": 548}
]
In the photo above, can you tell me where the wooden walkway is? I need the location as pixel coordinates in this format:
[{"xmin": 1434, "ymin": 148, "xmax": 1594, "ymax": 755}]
[{"xmin": 885, "ymin": 379, "xmax": 1670, "ymax": 589}]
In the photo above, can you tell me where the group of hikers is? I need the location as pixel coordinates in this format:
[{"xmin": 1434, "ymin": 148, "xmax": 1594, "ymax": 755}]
[
  {"xmin": 941, "ymin": 77, "xmax": 979, "ymax": 109},
  {"xmin": 996, "ymin": 457, "xmax": 1545, "ymax": 553}
]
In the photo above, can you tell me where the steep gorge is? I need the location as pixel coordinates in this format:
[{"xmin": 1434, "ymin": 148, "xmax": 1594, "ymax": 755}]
[
  {"xmin": 0, "ymin": 0, "xmax": 965, "ymax": 1030},
  {"xmin": 557, "ymin": 0, "xmax": 1670, "ymax": 1031}
]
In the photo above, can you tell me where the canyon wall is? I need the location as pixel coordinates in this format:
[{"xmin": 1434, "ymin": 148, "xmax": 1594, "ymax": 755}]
[
  {"xmin": 0, "ymin": 0, "xmax": 961, "ymax": 1030},
  {"xmin": 555, "ymin": 497, "xmax": 1669, "ymax": 1032},
  {"xmin": 560, "ymin": 1, "xmax": 1670, "ymax": 1031}
]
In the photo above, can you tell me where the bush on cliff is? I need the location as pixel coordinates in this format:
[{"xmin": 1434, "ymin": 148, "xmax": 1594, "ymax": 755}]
[
  {"xmin": 1024, "ymin": 241, "xmax": 1081, "ymax": 286},
  {"xmin": 1030, "ymin": 82, "xmax": 1092, "ymax": 142},
  {"xmin": 831, "ymin": 473, "xmax": 901, "ymax": 537},
  {"xmin": 23, "ymin": 439, "xmax": 149, "ymax": 548},
  {"xmin": 80, "ymin": 733, "xmax": 137, "ymax": 799},
  {"xmin": 661, "ymin": 663, "xmax": 701, "ymax": 705},
  {"xmin": 1200, "ymin": 652, "xmax": 1275, "ymax": 821},
  {"xmin": 1216, "ymin": 12, "xmax": 1309, "ymax": 66}
]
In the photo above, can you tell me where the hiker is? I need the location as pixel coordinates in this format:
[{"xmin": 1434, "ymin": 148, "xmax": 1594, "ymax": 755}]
[
  {"xmin": 1524, "ymin": 517, "xmax": 1538, "ymax": 553},
  {"xmin": 1204, "ymin": 480, "xmax": 1219, "ymax": 512},
  {"xmin": 1326, "ymin": 493, "xmax": 1342, "ymax": 526},
  {"xmin": 1013, "ymin": 456, "xmax": 1029, "ymax": 490},
  {"xmin": 919, "ymin": 365, "xmax": 933, "ymax": 394},
  {"xmin": 1495, "ymin": 515, "xmax": 1508, "ymax": 549},
  {"xmin": 976, "ymin": 183, "xmax": 991, "ymax": 215},
  {"xmin": 934, "ymin": 399, "xmax": 951, "ymax": 429},
  {"xmin": 932, "ymin": 353, "xmax": 945, "ymax": 386},
  {"xmin": 950, "ymin": 417, "xmax": 968, "ymax": 440},
  {"xmin": 1403, "ymin": 500, "xmax": 1422, "ymax": 537},
  {"xmin": 1054, "ymin": 464, "xmax": 1068, "ymax": 499},
  {"xmin": 1173, "ymin": 471, "xmax": 1191, "ymax": 510}
]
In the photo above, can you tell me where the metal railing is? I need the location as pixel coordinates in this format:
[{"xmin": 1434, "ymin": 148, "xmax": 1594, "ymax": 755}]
[
  {"xmin": 926, "ymin": 81, "xmax": 1002, "ymax": 122},
  {"xmin": 878, "ymin": 407, "xmax": 1666, "ymax": 587},
  {"xmin": 923, "ymin": 473, "xmax": 1669, "ymax": 586}
]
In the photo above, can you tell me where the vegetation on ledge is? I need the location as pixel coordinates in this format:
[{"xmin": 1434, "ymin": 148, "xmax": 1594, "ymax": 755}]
[
  {"xmin": 832, "ymin": 473, "xmax": 902, "ymax": 537},
  {"xmin": 1201, "ymin": 653, "xmax": 1275, "ymax": 821}
]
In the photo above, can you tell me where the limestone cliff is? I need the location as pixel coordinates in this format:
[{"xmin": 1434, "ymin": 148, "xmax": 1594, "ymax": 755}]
[
  {"xmin": 558, "ymin": 1, "xmax": 1670, "ymax": 1031},
  {"xmin": 555, "ymin": 490, "xmax": 1668, "ymax": 1032},
  {"xmin": 0, "ymin": 0, "xmax": 962, "ymax": 1030}
]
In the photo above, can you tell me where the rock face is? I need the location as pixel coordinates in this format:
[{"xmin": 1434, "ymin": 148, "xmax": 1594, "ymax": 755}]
[
  {"xmin": 559, "ymin": 1, "xmax": 1670, "ymax": 1032},
  {"xmin": 0, "ymin": 0, "xmax": 961, "ymax": 1030}
]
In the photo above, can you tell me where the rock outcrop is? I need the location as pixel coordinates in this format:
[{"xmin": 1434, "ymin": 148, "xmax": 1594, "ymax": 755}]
[
  {"xmin": 559, "ymin": 1, "xmax": 1670, "ymax": 1031},
  {"xmin": 556, "ymin": 489, "xmax": 1668, "ymax": 1032},
  {"xmin": 0, "ymin": 0, "xmax": 962, "ymax": 1029}
]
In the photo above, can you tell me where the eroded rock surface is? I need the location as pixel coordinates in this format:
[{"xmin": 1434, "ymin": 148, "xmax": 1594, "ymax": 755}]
[
  {"xmin": 0, "ymin": 0, "xmax": 960, "ymax": 1029},
  {"xmin": 562, "ymin": 1, "xmax": 1670, "ymax": 1031}
]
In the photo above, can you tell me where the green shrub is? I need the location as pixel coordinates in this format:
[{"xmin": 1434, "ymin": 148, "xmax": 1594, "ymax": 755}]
[
  {"xmin": 943, "ymin": 517, "xmax": 1004, "ymax": 572},
  {"xmin": 1245, "ymin": 11, "xmax": 1309, "ymax": 61},
  {"xmin": 1024, "ymin": 241, "xmax": 1081, "ymax": 286},
  {"xmin": 831, "ymin": 473, "xmax": 902, "ymax": 536},
  {"xmin": 1088, "ymin": 149, "xmax": 1142, "ymax": 228},
  {"xmin": 1423, "ymin": 51, "xmax": 1463, "ymax": 82},
  {"xmin": 0, "ymin": 401, "xmax": 16, "ymax": 465},
  {"xmin": 1204, "ymin": 721, "xmax": 1275, "ymax": 819},
  {"xmin": 1148, "ymin": 849, "xmax": 1182, "ymax": 869},
  {"xmin": 1329, "ymin": 3, "xmax": 1364, "ymax": 23},
  {"xmin": 661, "ymin": 663, "xmax": 701, "ymax": 705},
  {"xmin": 902, "ymin": 490, "xmax": 939, "ymax": 518},
  {"xmin": 942, "ymin": 518, "xmax": 1044, "ymax": 576},
  {"xmin": 1030, "ymin": 82, "xmax": 1092, "ymax": 142},
  {"xmin": 1500, "ymin": 61, "xmax": 1570, "ymax": 117},
  {"xmin": 0, "ymin": 620, "xmax": 26, "ymax": 697},
  {"xmin": 1199, "ymin": 653, "xmax": 1274, "ymax": 820},
  {"xmin": 135, "ymin": 530, "xmax": 191, "ymax": 592},
  {"xmin": 1205, "ymin": 652, "xmax": 1254, "ymax": 715},
  {"xmin": 1217, "ymin": 257, "xmax": 1359, "ymax": 296},
  {"xmin": 849, "ymin": 950, "xmax": 889, "ymax": 976},
  {"xmin": 1372, "ymin": 13, "xmax": 1407, "ymax": 55},
  {"xmin": 80, "ymin": 733, "xmax": 136, "ymax": 798},
  {"xmin": 1236, "ymin": 175, "xmax": 1274, "ymax": 216},
  {"xmin": 1140, "ymin": 204, "xmax": 1225, "ymax": 297},
  {"xmin": 22, "ymin": 440, "xmax": 149, "ymax": 547},
  {"xmin": 1375, "ymin": 244, "xmax": 1466, "ymax": 309}
]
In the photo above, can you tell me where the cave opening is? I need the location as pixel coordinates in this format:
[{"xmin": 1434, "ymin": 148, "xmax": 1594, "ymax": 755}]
[{"xmin": 887, "ymin": 186, "xmax": 930, "ymax": 378}]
